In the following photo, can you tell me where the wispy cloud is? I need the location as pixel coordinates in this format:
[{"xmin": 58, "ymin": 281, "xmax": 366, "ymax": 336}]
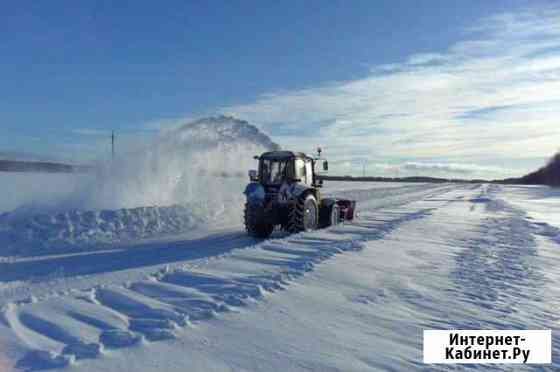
[{"xmin": 218, "ymin": 6, "xmax": 560, "ymax": 178}]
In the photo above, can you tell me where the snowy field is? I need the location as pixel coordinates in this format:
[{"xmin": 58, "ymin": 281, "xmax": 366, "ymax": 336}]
[
  {"xmin": 0, "ymin": 176, "xmax": 559, "ymax": 371},
  {"xmin": 0, "ymin": 119, "xmax": 557, "ymax": 371}
]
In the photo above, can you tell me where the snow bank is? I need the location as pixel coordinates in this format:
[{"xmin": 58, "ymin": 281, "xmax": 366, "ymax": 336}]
[
  {"xmin": 0, "ymin": 116, "xmax": 278, "ymax": 254},
  {"xmin": 0, "ymin": 205, "xmax": 206, "ymax": 254}
]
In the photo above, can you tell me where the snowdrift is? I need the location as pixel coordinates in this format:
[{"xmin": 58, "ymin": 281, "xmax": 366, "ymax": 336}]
[
  {"xmin": 0, "ymin": 116, "xmax": 278, "ymax": 255},
  {"xmin": 0, "ymin": 205, "xmax": 206, "ymax": 255}
]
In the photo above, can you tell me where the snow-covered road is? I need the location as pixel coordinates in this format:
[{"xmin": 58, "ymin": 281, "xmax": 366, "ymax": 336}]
[{"xmin": 1, "ymin": 182, "xmax": 559, "ymax": 371}]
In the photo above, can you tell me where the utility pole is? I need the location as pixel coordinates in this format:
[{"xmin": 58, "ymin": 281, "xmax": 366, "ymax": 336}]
[{"xmin": 111, "ymin": 130, "xmax": 115, "ymax": 160}]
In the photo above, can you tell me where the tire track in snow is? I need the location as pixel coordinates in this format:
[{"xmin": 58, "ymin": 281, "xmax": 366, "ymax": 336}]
[
  {"xmin": 441, "ymin": 186, "xmax": 560, "ymax": 368},
  {"xmin": 450, "ymin": 214, "xmax": 545, "ymax": 327},
  {"xmin": 449, "ymin": 186, "xmax": 550, "ymax": 326}
]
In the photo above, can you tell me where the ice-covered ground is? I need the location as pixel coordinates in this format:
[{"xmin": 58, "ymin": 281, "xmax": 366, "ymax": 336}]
[{"xmin": 0, "ymin": 180, "xmax": 559, "ymax": 371}]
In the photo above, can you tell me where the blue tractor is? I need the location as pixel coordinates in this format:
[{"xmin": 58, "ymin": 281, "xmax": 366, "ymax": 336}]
[{"xmin": 243, "ymin": 150, "xmax": 356, "ymax": 238}]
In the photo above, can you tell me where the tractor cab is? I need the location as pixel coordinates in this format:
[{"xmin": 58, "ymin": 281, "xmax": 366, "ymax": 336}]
[{"xmin": 251, "ymin": 151, "xmax": 320, "ymax": 187}]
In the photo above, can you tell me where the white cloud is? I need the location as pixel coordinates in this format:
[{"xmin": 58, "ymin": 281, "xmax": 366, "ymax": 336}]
[
  {"xmin": 218, "ymin": 6, "xmax": 560, "ymax": 179},
  {"xmin": 406, "ymin": 53, "xmax": 447, "ymax": 66}
]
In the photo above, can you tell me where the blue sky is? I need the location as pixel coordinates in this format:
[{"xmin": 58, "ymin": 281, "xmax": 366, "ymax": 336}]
[{"xmin": 1, "ymin": 0, "xmax": 559, "ymax": 178}]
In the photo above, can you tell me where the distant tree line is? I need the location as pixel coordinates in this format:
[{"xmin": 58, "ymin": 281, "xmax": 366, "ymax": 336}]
[
  {"xmin": 0, "ymin": 160, "xmax": 91, "ymax": 173},
  {"xmin": 515, "ymin": 152, "xmax": 560, "ymax": 186}
]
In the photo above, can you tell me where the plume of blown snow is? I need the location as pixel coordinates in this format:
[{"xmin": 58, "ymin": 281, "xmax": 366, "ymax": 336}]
[{"xmin": 74, "ymin": 116, "xmax": 278, "ymax": 213}]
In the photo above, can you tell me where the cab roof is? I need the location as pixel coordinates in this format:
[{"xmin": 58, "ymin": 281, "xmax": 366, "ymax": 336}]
[{"xmin": 259, "ymin": 151, "xmax": 312, "ymax": 161}]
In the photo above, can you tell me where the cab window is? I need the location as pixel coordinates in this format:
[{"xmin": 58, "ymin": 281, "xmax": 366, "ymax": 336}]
[
  {"xmin": 260, "ymin": 159, "xmax": 292, "ymax": 184},
  {"xmin": 295, "ymin": 159, "xmax": 306, "ymax": 180},
  {"xmin": 304, "ymin": 160, "xmax": 313, "ymax": 185}
]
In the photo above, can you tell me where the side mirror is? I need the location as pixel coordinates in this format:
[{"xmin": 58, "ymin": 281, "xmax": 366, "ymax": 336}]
[
  {"xmin": 248, "ymin": 169, "xmax": 258, "ymax": 182},
  {"xmin": 323, "ymin": 161, "xmax": 329, "ymax": 171}
]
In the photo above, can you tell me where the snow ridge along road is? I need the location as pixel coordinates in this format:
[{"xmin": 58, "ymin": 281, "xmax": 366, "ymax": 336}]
[{"xmin": 1, "ymin": 182, "xmax": 559, "ymax": 371}]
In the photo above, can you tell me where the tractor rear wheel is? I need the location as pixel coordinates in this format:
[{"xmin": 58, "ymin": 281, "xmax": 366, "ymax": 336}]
[
  {"xmin": 287, "ymin": 194, "xmax": 318, "ymax": 234},
  {"xmin": 244, "ymin": 202, "xmax": 274, "ymax": 238}
]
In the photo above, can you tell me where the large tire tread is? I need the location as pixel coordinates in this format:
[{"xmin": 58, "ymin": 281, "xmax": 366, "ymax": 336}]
[
  {"xmin": 244, "ymin": 202, "xmax": 273, "ymax": 238},
  {"xmin": 286, "ymin": 194, "xmax": 317, "ymax": 234}
]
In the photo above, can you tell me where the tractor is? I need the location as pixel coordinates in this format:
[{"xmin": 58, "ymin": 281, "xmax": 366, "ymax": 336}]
[{"xmin": 243, "ymin": 149, "xmax": 356, "ymax": 238}]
